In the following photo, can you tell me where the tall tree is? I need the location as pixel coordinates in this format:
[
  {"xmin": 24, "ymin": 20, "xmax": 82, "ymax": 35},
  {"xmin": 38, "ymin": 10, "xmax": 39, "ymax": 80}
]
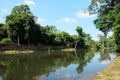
[
  {"xmin": 88, "ymin": 0, "xmax": 120, "ymax": 49},
  {"xmin": 75, "ymin": 26, "xmax": 85, "ymax": 49},
  {"xmin": 5, "ymin": 4, "xmax": 35, "ymax": 45},
  {"xmin": 94, "ymin": 12, "xmax": 113, "ymax": 47}
]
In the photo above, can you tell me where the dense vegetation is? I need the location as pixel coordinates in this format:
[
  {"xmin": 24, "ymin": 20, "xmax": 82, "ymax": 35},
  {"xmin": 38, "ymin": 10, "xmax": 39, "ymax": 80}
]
[
  {"xmin": 88, "ymin": 0, "xmax": 120, "ymax": 51},
  {"xmin": 0, "ymin": 4, "xmax": 95, "ymax": 49},
  {"xmin": 0, "ymin": 3, "xmax": 117, "ymax": 50}
]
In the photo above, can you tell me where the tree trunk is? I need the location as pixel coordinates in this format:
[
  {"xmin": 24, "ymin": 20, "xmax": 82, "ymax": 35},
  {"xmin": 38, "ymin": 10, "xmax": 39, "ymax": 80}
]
[
  {"xmin": 104, "ymin": 31, "xmax": 107, "ymax": 48},
  {"xmin": 75, "ymin": 38, "xmax": 79, "ymax": 49},
  {"xmin": 17, "ymin": 36, "xmax": 20, "ymax": 45},
  {"xmin": 28, "ymin": 34, "xmax": 29, "ymax": 49}
]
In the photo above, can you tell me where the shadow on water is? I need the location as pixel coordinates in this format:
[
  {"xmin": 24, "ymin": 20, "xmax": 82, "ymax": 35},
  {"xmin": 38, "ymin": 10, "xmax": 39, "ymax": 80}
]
[{"xmin": 0, "ymin": 49, "xmax": 118, "ymax": 80}]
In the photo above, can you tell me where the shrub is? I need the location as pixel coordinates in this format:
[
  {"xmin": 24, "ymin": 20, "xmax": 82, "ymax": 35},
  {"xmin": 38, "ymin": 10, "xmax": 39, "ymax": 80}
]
[{"xmin": 0, "ymin": 38, "xmax": 12, "ymax": 44}]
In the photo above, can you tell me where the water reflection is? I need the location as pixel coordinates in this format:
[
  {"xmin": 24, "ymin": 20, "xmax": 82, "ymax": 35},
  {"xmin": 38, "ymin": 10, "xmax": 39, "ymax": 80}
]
[
  {"xmin": 0, "ymin": 49, "xmax": 117, "ymax": 80},
  {"xmin": 99, "ymin": 49, "xmax": 117, "ymax": 61}
]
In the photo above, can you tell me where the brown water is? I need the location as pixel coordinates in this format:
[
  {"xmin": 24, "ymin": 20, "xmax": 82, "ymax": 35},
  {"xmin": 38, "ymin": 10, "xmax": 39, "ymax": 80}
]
[{"xmin": 0, "ymin": 49, "xmax": 118, "ymax": 80}]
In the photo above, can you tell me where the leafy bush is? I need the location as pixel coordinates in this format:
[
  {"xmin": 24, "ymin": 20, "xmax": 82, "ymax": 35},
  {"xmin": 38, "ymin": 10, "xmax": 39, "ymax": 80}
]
[{"xmin": 0, "ymin": 38, "xmax": 12, "ymax": 44}]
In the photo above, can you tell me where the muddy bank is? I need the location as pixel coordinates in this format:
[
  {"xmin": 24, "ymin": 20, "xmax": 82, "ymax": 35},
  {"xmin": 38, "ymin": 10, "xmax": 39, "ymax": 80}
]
[{"xmin": 0, "ymin": 44, "xmax": 65, "ymax": 51}]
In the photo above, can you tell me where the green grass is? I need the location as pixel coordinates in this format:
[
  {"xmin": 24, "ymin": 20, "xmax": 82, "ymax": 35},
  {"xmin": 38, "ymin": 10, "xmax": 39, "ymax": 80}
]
[
  {"xmin": 3, "ymin": 50, "xmax": 34, "ymax": 54},
  {"xmin": 58, "ymin": 48, "xmax": 75, "ymax": 51},
  {"xmin": 94, "ymin": 56, "xmax": 120, "ymax": 80}
]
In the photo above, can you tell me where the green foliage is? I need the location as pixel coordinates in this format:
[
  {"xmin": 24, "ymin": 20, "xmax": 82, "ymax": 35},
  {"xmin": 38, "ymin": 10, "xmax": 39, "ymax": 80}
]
[
  {"xmin": 95, "ymin": 41, "xmax": 101, "ymax": 50},
  {"xmin": 75, "ymin": 26, "xmax": 85, "ymax": 48},
  {"xmin": 106, "ymin": 35, "xmax": 115, "ymax": 47},
  {"xmin": 61, "ymin": 31, "xmax": 72, "ymax": 46},
  {"xmin": 5, "ymin": 4, "xmax": 38, "ymax": 45},
  {"xmin": 89, "ymin": 0, "xmax": 120, "ymax": 49},
  {"xmin": 76, "ymin": 26, "xmax": 83, "ymax": 36},
  {"xmin": 113, "ymin": 13, "xmax": 120, "ymax": 47},
  {"xmin": 40, "ymin": 25, "xmax": 56, "ymax": 45},
  {"xmin": 0, "ymin": 38, "xmax": 12, "ymax": 44},
  {"xmin": 54, "ymin": 32, "xmax": 63, "ymax": 45},
  {"xmin": 29, "ymin": 23, "xmax": 41, "ymax": 44},
  {"xmin": 0, "ymin": 4, "xmax": 96, "ymax": 49},
  {"xmin": 11, "ymin": 4, "xmax": 32, "ymax": 15},
  {"xmin": 84, "ymin": 33, "xmax": 95, "ymax": 48},
  {"xmin": 0, "ymin": 23, "xmax": 8, "ymax": 41}
]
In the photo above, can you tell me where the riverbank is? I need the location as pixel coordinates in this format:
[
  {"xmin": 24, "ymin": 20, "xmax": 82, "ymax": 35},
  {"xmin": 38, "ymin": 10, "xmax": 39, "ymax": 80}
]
[
  {"xmin": 95, "ymin": 56, "xmax": 120, "ymax": 80},
  {"xmin": 3, "ymin": 50, "xmax": 34, "ymax": 54},
  {"xmin": 0, "ymin": 48, "xmax": 77, "ymax": 54}
]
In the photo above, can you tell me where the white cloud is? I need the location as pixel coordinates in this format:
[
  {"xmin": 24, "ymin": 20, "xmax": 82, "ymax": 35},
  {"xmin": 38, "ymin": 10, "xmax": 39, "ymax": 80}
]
[
  {"xmin": 24, "ymin": 0, "xmax": 35, "ymax": 7},
  {"xmin": 77, "ymin": 10, "xmax": 96, "ymax": 18},
  {"xmin": 57, "ymin": 17, "xmax": 77, "ymax": 23},
  {"xmin": 37, "ymin": 17, "xmax": 46, "ymax": 23},
  {"xmin": 2, "ymin": 9, "xmax": 8, "ymax": 12}
]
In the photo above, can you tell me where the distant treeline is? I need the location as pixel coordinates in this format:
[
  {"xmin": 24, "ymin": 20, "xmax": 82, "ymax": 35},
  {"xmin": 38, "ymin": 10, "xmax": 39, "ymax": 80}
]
[
  {"xmin": 0, "ymin": 4, "xmax": 115, "ymax": 49},
  {"xmin": 0, "ymin": 4, "xmax": 96, "ymax": 49}
]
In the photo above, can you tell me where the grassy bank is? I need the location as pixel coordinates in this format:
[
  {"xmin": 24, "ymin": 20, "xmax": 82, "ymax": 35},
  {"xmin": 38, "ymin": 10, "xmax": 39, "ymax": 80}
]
[
  {"xmin": 1, "ymin": 48, "xmax": 75, "ymax": 54},
  {"xmin": 95, "ymin": 56, "xmax": 120, "ymax": 80},
  {"xmin": 3, "ymin": 50, "xmax": 34, "ymax": 54}
]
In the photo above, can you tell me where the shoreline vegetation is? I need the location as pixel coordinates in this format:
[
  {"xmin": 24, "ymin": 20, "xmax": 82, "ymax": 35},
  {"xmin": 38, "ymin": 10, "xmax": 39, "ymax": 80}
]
[
  {"xmin": 3, "ymin": 50, "xmax": 34, "ymax": 54},
  {"xmin": 0, "ymin": 44, "xmax": 119, "ymax": 79},
  {"xmin": 0, "ymin": 44, "xmax": 94, "ymax": 54},
  {"xmin": 1, "ymin": 48, "xmax": 76, "ymax": 54},
  {"xmin": 95, "ymin": 56, "xmax": 120, "ymax": 80},
  {"xmin": 0, "ymin": 44, "xmax": 115, "ymax": 54},
  {"xmin": 1, "ymin": 47, "xmax": 92, "ymax": 54}
]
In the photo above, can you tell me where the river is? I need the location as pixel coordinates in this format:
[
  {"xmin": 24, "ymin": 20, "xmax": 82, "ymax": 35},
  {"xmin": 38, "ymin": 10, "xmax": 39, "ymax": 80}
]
[{"xmin": 0, "ymin": 49, "xmax": 119, "ymax": 80}]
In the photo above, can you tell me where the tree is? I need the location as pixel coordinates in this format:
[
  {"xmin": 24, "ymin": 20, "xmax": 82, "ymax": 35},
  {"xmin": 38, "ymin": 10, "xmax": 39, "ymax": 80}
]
[
  {"xmin": 88, "ymin": 0, "xmax": 120, "ymax": 49},
  {"xmin": 88, "ymin": 0, "xmax": 119, "ymax": 14},
  {"xmin": 53, "ymin": 32, "xmax": 63, "ymax": 45},
  {"xmin": 61, "ymin": 31, "xmax": 74, "ymax": 47},
  {"xmin": 92, "ymin": 0, "xmax": 114, "ymax": 48},
  {"xmin": 0, "ymin": 23, "xmax": 8, "ymax": 41},
  {"xmin": 40, "ymin": 25, "xmax": 56, "ymax": 45},
  {"xmin": 106, "ymin": 35, "xmax": 115, "ymax": 48},
  {"xmin": 29, "ymin": 23, "xmax": 41, "ymax": 45},
  {"xmin": 75, "ymin": 26, "xmax": 85, "ymax": 49},
  {"xmin": 5, "ymin": 4, "xmax": 36, "ymax": 45},
  {"xmin": 94, "ymin": 14, "xmax": 113, "ymax": 47},
  {"xmin": 113, "ymin": 13, "xmax": 120, "ymax": 49},
  {"xmin": 98, "ymin": 34, "xmax": 105, "ymax": 48},
  {"xmin": 84, "ymin": 33, "xmax": 94, "ymax": 48}
]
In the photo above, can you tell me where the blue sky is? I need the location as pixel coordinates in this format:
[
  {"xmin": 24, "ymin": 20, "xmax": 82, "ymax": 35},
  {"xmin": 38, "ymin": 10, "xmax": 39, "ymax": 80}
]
[{"xmin": 0, "ymin": 0, "xmax": 101, "ymax": 40}]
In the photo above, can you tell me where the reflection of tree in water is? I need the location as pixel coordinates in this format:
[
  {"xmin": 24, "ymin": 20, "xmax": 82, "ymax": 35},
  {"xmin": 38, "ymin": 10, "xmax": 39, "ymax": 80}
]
[
  {"xmin": 74, "ymin": 50, "xmax": 95, "ymax": 73},
  {"xmin": 0, "ymin": 50, "xmax": 95, "ymax": 80},
  {"xmin": 0, "ymin": 54, "xmax": 55, "ymax": 80},
  {"xmin": 99, "ymin": 49, "xmax": 115, "ymax": 61}
]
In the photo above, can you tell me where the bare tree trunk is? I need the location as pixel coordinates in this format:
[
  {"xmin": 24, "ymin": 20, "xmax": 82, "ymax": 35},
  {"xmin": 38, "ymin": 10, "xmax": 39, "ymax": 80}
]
[
  {"xmin": 104, "ymin": 31, "xmax": 107, "ymax": 48},
  {"xmin": 17, "ymin": 36, "xmax": 20, "ymax": 45},
  {"xmin": 75, "ymin": 38, "xmax": 79, "ymax": 49}
]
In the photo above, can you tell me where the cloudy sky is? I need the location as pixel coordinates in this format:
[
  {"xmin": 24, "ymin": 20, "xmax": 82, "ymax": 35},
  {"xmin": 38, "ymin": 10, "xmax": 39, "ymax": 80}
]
[{"xmin": 0, "ymin": 0, "xmax": 101, "ymax": 40}]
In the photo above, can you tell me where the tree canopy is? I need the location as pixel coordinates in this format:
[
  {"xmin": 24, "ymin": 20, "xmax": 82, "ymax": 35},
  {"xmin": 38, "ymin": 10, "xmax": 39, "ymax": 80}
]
[
  {"xmin": 0, "ymin": 4, "xmax": 95, "ymax": 49},
  {"xmin": 88, "ymin": 0, "xmax": 119, "ymax": 50},
  {"xmin": 5, "ymin": 4, "xmax": 38, "ymax": 45}
]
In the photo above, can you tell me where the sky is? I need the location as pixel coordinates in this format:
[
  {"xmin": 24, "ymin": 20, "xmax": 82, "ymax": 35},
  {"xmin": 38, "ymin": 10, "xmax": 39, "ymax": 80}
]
[{"xmin": 0, "ymin": 0, "xmax": 101, "ymax": 40}]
